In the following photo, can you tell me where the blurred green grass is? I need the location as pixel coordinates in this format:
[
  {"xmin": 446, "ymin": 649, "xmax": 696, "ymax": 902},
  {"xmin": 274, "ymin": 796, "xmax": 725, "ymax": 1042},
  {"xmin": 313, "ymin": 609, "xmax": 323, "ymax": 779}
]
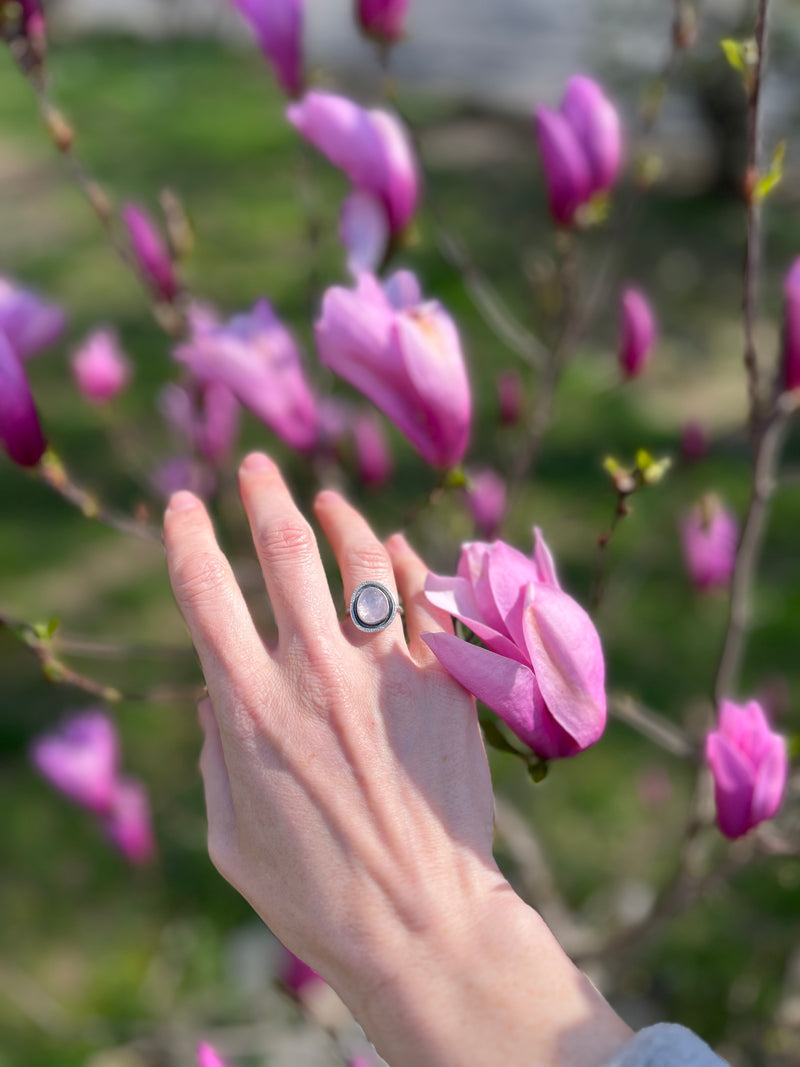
[{"xmin": 1, "ymin": 35, "xmax": 799, "ymax": 1066}]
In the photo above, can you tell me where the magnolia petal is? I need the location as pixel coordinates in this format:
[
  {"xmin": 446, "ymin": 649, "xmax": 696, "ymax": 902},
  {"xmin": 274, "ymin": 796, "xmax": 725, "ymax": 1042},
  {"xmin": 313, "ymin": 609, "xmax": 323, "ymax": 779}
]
[
  {"xmin": 0, "ymin": 332, "xmax": 47, "ymax": 467},
  {"xmin": 521, "ymin": 584, "xmax": 606, "ymax": 748},
  {"xmin": 706, "ymin": 731, "xmax": 755, "ymax": 839},
  {"xmin": 532, "ymin": 526, "xmax": 560, "ymax": 588},
  {"xmin": 421, "ymin": 632, "xmax": 540, "ymax": 746},
  {"xmin": 751, "ymin": 733, "xmax": 788, "ymax": 827},
  {"xmin": 393, "ymin": 306, "xmax": 470, "ymax": 468},
  {"xmin": 424, "ymin": 574, "xmax": 524, "ymax": 662},
  {"xmin": 340, "ymin": 190, "xmax": 389, "ymax": 277}
]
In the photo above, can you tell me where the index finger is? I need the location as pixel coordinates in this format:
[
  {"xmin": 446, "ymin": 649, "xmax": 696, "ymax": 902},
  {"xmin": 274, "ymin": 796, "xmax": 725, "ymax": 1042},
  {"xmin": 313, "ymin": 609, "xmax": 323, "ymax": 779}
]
[{"xmin": 164, "ymin": 490, "xmax": 273, "ymax": 720}]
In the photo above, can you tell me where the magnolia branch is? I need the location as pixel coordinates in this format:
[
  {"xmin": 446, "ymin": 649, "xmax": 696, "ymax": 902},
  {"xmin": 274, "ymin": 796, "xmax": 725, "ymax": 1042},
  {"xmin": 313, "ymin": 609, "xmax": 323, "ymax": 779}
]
[
  {"xmin": 714, "ymin": 392, "xmax": 796, "ymax": 703},
  {"xmin": 741, "ymin": 0, "xmax": 771, "ymax": 423}
]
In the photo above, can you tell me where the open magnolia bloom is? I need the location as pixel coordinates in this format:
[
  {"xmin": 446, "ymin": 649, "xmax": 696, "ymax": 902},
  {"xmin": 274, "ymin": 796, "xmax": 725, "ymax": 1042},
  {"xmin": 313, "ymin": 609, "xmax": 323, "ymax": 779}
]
[
  {"xmin": 315, "ymin": 271, "xmax": 470, "ymax": 469},
  {"xmin": 423, "ymin": 530, "xmax": 606, "ymax": 759}
]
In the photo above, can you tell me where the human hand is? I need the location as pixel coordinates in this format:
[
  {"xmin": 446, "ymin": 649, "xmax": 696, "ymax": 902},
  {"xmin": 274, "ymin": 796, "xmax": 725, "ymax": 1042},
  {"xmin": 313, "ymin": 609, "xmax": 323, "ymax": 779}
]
[
  {"xmin": 164, "ymin": 452, "xmax": 499, "ymax": 974},
  {"xmin": 164, "ymin": 452, "xmax": 631, "ymax": 1066}
]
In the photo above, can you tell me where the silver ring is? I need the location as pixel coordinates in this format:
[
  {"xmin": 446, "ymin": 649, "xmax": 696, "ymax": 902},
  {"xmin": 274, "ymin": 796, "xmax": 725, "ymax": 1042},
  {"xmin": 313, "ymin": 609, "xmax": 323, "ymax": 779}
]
[{"xmin": 349, "ymin": 580, "xmax": 398, "ymax": 633}]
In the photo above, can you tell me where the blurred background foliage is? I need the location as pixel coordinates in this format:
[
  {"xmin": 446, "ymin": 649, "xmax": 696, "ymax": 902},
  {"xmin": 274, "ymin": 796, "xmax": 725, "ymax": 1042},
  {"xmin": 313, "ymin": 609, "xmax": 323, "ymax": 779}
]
[{"xmin": 1, "ymin": 12, "xmax": 800, "ymax": 1067}]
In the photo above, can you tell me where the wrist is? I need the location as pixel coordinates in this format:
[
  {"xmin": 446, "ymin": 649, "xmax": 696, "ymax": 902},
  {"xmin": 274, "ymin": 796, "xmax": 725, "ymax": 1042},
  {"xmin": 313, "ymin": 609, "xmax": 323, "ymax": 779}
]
[{"xmin": 336, "ymin": 867, "xmax": 632, "ymax": 1067}]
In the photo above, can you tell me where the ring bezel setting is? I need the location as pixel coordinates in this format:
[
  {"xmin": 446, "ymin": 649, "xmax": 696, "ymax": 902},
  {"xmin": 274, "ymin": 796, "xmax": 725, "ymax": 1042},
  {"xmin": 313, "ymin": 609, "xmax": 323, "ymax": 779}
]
[{"xmin": 349, "ymin": 580, "xmax": 398, "ymax": 633}]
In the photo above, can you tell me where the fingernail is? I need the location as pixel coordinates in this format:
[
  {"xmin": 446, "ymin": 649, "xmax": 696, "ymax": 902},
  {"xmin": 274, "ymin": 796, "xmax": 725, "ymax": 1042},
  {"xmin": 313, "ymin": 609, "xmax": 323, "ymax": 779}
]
[
  {"xmin": 167, "ymin": 490, "xmax": 200, "ymax": 513},
  {"xmin": 241, "ymin": 452, "xmax": 274, "ymax": 474}
]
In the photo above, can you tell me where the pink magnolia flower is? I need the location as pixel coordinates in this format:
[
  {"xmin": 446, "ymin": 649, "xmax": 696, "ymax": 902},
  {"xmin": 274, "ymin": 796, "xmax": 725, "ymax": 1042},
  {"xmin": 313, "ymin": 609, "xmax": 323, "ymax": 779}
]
[
  {"xmin": 497, "ymin": 369, "xmax": 523, "ymax": 425},
  {"xmin": 71, "ymin": 329, "xmax": 132, "ymax": 403},
  {"xmin": 197, "ymin": 1043, "xmax": 228, "ymax": 1067},
  {"xmin": 103, "ymin": 778, "xmax": 156, "ymax": 865},
  {"xmin": 315, "ymin": 271, "xmax": 470, "ymax": 469},
  {"xmin": 19, "ymin": 0, "xmax": 46, "ymax": 55},
  {"xmin": 0, "ymin": 276, "xmax": 65, "ymax": 359},
  {"xmin": 535, "ymin": 75, "xmax": 622, "ymax": 226},
  {"xmin": 423, "ymin": 531, "xmax": 606, "ymax": 759},
  {"xmin": 680, "ymin": 420, "xmax": 707, "ymax": 463},
  {"xmin": 340, "ymin": 189, "xmax": 390, "ymax": 276},
  {"xmin": 287, "ymin": 91, "xmax": 419, "ymax": 235},
  {"xmin": 123, "ymin": 204, "xmax": 179, "ymax": 303},
  {"xmin": 150, "ymin": 456, "xmax": 217, "ymax": 501},
  {"xmin": 619, "ymin": 287, "xmax": 657, "ymax": 379},
  {"xmin": 680, "ymin": 496, "xmax": 738, "ymax": 592},
  {"xmin": 706, "ymin": 699, "xmax": 788, "ymax": 839},
  {"xmin": 356, "ymin": 0, "xmax": 410, "ymax": 43},
  {"xmin": 174, "ymin": 299, "xmax": 318, "ymax": 452},
  {"xmin": 353, "ymin": 409, "xmax": 393, "ymax": 487},
  {"xmin": 466, "ymin": 468, "xmax": 507, "ymax": 540},
  {"xmin": 160, "ymin": 380, "xmax": 241, "ymax": 465},
  {"xmin": 31, "ymin": 710, "xmax": 119, "ymax": 814},
  {"xmin": 277, "ymin": 945, "xmax": 325, "ymax": 998},
  {"xmin": 782, "ymin": 257, "xmax": 800, "ymax": 392},
  {"xmin": 0, "ymin": 332, "xmax": 47, "ymax": 467},
  {"xmin": 230, "ymin": 0, "xmax": 304, "ymax": 97}
]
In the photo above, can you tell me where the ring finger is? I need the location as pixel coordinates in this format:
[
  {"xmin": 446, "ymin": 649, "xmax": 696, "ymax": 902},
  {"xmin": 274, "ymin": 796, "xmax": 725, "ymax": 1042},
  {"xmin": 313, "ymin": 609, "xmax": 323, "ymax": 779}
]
[{"xmin": 313, "ymin": 489, "xmax": 404, "ymax": 650}]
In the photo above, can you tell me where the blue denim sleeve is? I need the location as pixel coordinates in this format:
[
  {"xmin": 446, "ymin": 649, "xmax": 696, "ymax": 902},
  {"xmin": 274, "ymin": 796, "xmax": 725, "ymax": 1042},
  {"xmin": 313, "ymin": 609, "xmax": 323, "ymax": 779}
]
[{"xmin": 599, "ymin": 1024, "xmax": 729, "ymax": 1066}]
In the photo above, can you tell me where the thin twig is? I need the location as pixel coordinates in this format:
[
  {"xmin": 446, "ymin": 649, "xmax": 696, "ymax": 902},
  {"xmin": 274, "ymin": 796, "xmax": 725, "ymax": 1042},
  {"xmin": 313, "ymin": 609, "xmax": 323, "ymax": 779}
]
[
  {"xmin": 37, "ymin": 451, "xmax": 161, "ymax": 542},
  {"xmin": 741, "ymin": 0, "xmax": 771, "ymax": 426},
  {"xmin": 609, "ymin": 693, "xmax": 696, "ymax": 759},
  {"xmin": 714, "ymin": 392, "xmax": 796, "ymax": 703}
]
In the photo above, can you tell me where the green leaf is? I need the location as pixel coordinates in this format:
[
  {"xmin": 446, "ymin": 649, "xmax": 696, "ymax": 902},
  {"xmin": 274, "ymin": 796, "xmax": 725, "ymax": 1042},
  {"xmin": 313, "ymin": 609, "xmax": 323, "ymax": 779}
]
[
  {"xmin": 720, "ymin": 38, "xmax": 746, "ymax": 73},
  {"xmin": 753, "ymin": 140, "xmax": 786, "ymax": 203},
  {"xmin": 479, "ymin": 716, "xmax": 526, "ymax": 758}
]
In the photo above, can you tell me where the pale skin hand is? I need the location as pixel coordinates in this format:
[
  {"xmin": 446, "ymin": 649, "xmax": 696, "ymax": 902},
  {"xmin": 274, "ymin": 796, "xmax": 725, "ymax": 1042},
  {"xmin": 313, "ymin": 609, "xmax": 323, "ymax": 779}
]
[{"xmin": 164, "ymin": 452, "xmax": 632, "ymax": 1067}]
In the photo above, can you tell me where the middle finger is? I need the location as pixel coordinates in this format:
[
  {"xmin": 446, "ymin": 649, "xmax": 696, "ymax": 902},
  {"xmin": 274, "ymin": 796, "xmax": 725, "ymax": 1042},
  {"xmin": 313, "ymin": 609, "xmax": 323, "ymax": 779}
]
[{"xmin": 239, "ymin": 452, "xmax": 339, "ymax": 651}]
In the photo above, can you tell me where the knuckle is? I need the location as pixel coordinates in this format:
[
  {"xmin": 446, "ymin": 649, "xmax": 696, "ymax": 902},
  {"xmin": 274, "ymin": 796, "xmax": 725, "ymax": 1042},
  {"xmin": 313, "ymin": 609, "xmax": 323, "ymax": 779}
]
[
  {"xmin": 173, "ymin": 552, "xmax": 232, "ymax": 609},
  {"xmin": 346, "ymin": 542, "xmax": 390, "ymax": 580},
  {"xmin": 255, "ymin": 518, "xmax": 316, "ymax": 565}
]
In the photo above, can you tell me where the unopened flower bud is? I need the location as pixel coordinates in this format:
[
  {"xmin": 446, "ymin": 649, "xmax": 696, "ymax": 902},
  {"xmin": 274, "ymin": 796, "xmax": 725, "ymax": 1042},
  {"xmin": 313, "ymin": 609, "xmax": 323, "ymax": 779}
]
[
  {"xmin": 42, "ymin": 104, "xmax": 74, "ymax": 152},
  {"xmin": 619, "ymin": 287, "xmax": 657, "ymax": 379}
]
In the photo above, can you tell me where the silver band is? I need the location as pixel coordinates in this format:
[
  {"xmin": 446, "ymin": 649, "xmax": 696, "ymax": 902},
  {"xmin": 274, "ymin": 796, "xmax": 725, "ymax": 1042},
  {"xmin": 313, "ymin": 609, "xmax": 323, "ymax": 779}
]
[{"xmin": 349, "ymin": 580, "xmax": 398, "ymax": 633}]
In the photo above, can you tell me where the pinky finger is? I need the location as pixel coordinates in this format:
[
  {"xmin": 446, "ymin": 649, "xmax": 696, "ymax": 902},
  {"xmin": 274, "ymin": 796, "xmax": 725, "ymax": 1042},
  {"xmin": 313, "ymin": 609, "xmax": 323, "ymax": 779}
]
[
  {"xmin": 198, "ymin": 698, "xmax": 238, "ymax": 875},
  {"xmin": 386, "ymin": 533, "xmax": 454, "ymax": 661}
]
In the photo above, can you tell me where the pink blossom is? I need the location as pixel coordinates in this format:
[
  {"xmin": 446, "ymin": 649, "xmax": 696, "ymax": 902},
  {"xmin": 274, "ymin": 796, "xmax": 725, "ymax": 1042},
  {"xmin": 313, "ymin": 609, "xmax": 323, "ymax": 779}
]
[
  {"xmin": 150, "ymin": 456, "xmax": 217, "ymax": 501},
  {"xmin": 0, "ymin": 332, "xmax": 47, "ymax": 467},
  {"xmin": 123, "ymin": 204, "xmax": 179, "ymax": 303},
  {"xmin": 356, "ymin": 0, "xmax": 410, "ymax": 43},
  {"xmin": 466, "ymin": 468, "xmax": 507, "ymax": 539},
  {"xmin": 680, "ymin": 420, "xmax": 707, "ymax": 463},
  {"xmin": 535, "ymin": 76, "xmax": 622, "ymax": 226},
  {"xmin": 781, "ymin": 257, "xmax": 800, "ymax": 392},
  {"xmin": 340, "ymin": 189, "xmax": 389, "ymax": 276},
  {"xmin": 19, "ymin": 0, "xmax": 46, "ymax": 55},
  {"xmin": 277, "ymin": 945, "xmax": 325, "ymax": 997},
  {"xmin": 0, "ymin": 276, "xmax": 65, "ymax": 359},
  {"xmin": 619, "ymin": 287, "xmax": 657, "ymax": 379},
  {"xmin": 31, "ymin": 710, "xmax": 119, "ymax": 814},
  {"xmin": 423, "ymin": 531, "xmax": 606, "ymax": 759},
  {"xmin": 160, "ymin": 381, "xmax": 241, "ymax": 466},
  {"xmin": 174, "ymin": 299, "xmax": 318, "ymax": 452},
  {"xmin": 353, "ymin": 409, "xmax": 393, "ymax": 487},
  {"xmin": 706, "ymin": 699, "xmax": 788, "ymax": 839},
  {"xmin": 680, "ymin": 496, "xmax": 738, "ymax": 592},
  {"xmin": 197, "ymin": 1043, "xmax": 228, "ymax": 1067},
  {"xmin": 71, "ymin": 329, "xmax": 132, "ymax": 403},
  {"xmin": 287, "ymin": 91, "xmax": 418, "ymax": 235},
  {"xmin": 315, "ymin": 271, "xmax": 470, "ymax": 469},
  {"xmin": 230, "ymin": 0, "xmax": 304, "ymax": 97},
  {"xmin": 103, "ymin": 778, "xmax": 156, "ymax": 865},
  {"xmin": 497, "ymin": 369, "xmax": 523, "ymax": 425}
]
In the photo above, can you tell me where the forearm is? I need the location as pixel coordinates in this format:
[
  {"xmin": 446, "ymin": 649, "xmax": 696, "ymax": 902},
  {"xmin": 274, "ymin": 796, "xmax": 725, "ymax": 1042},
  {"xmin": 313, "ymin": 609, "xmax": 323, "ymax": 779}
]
[{"xmin": 331, "ymin": 871, "xmax": 633, "ymax": 1067}]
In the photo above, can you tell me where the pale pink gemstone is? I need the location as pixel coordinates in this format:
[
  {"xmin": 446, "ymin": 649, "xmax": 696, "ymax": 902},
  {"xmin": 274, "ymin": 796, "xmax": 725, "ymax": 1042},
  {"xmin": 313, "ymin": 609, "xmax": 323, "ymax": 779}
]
[{"xmin": 355, "ymin": 584, "xmax": 390, "ymax": 626}]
